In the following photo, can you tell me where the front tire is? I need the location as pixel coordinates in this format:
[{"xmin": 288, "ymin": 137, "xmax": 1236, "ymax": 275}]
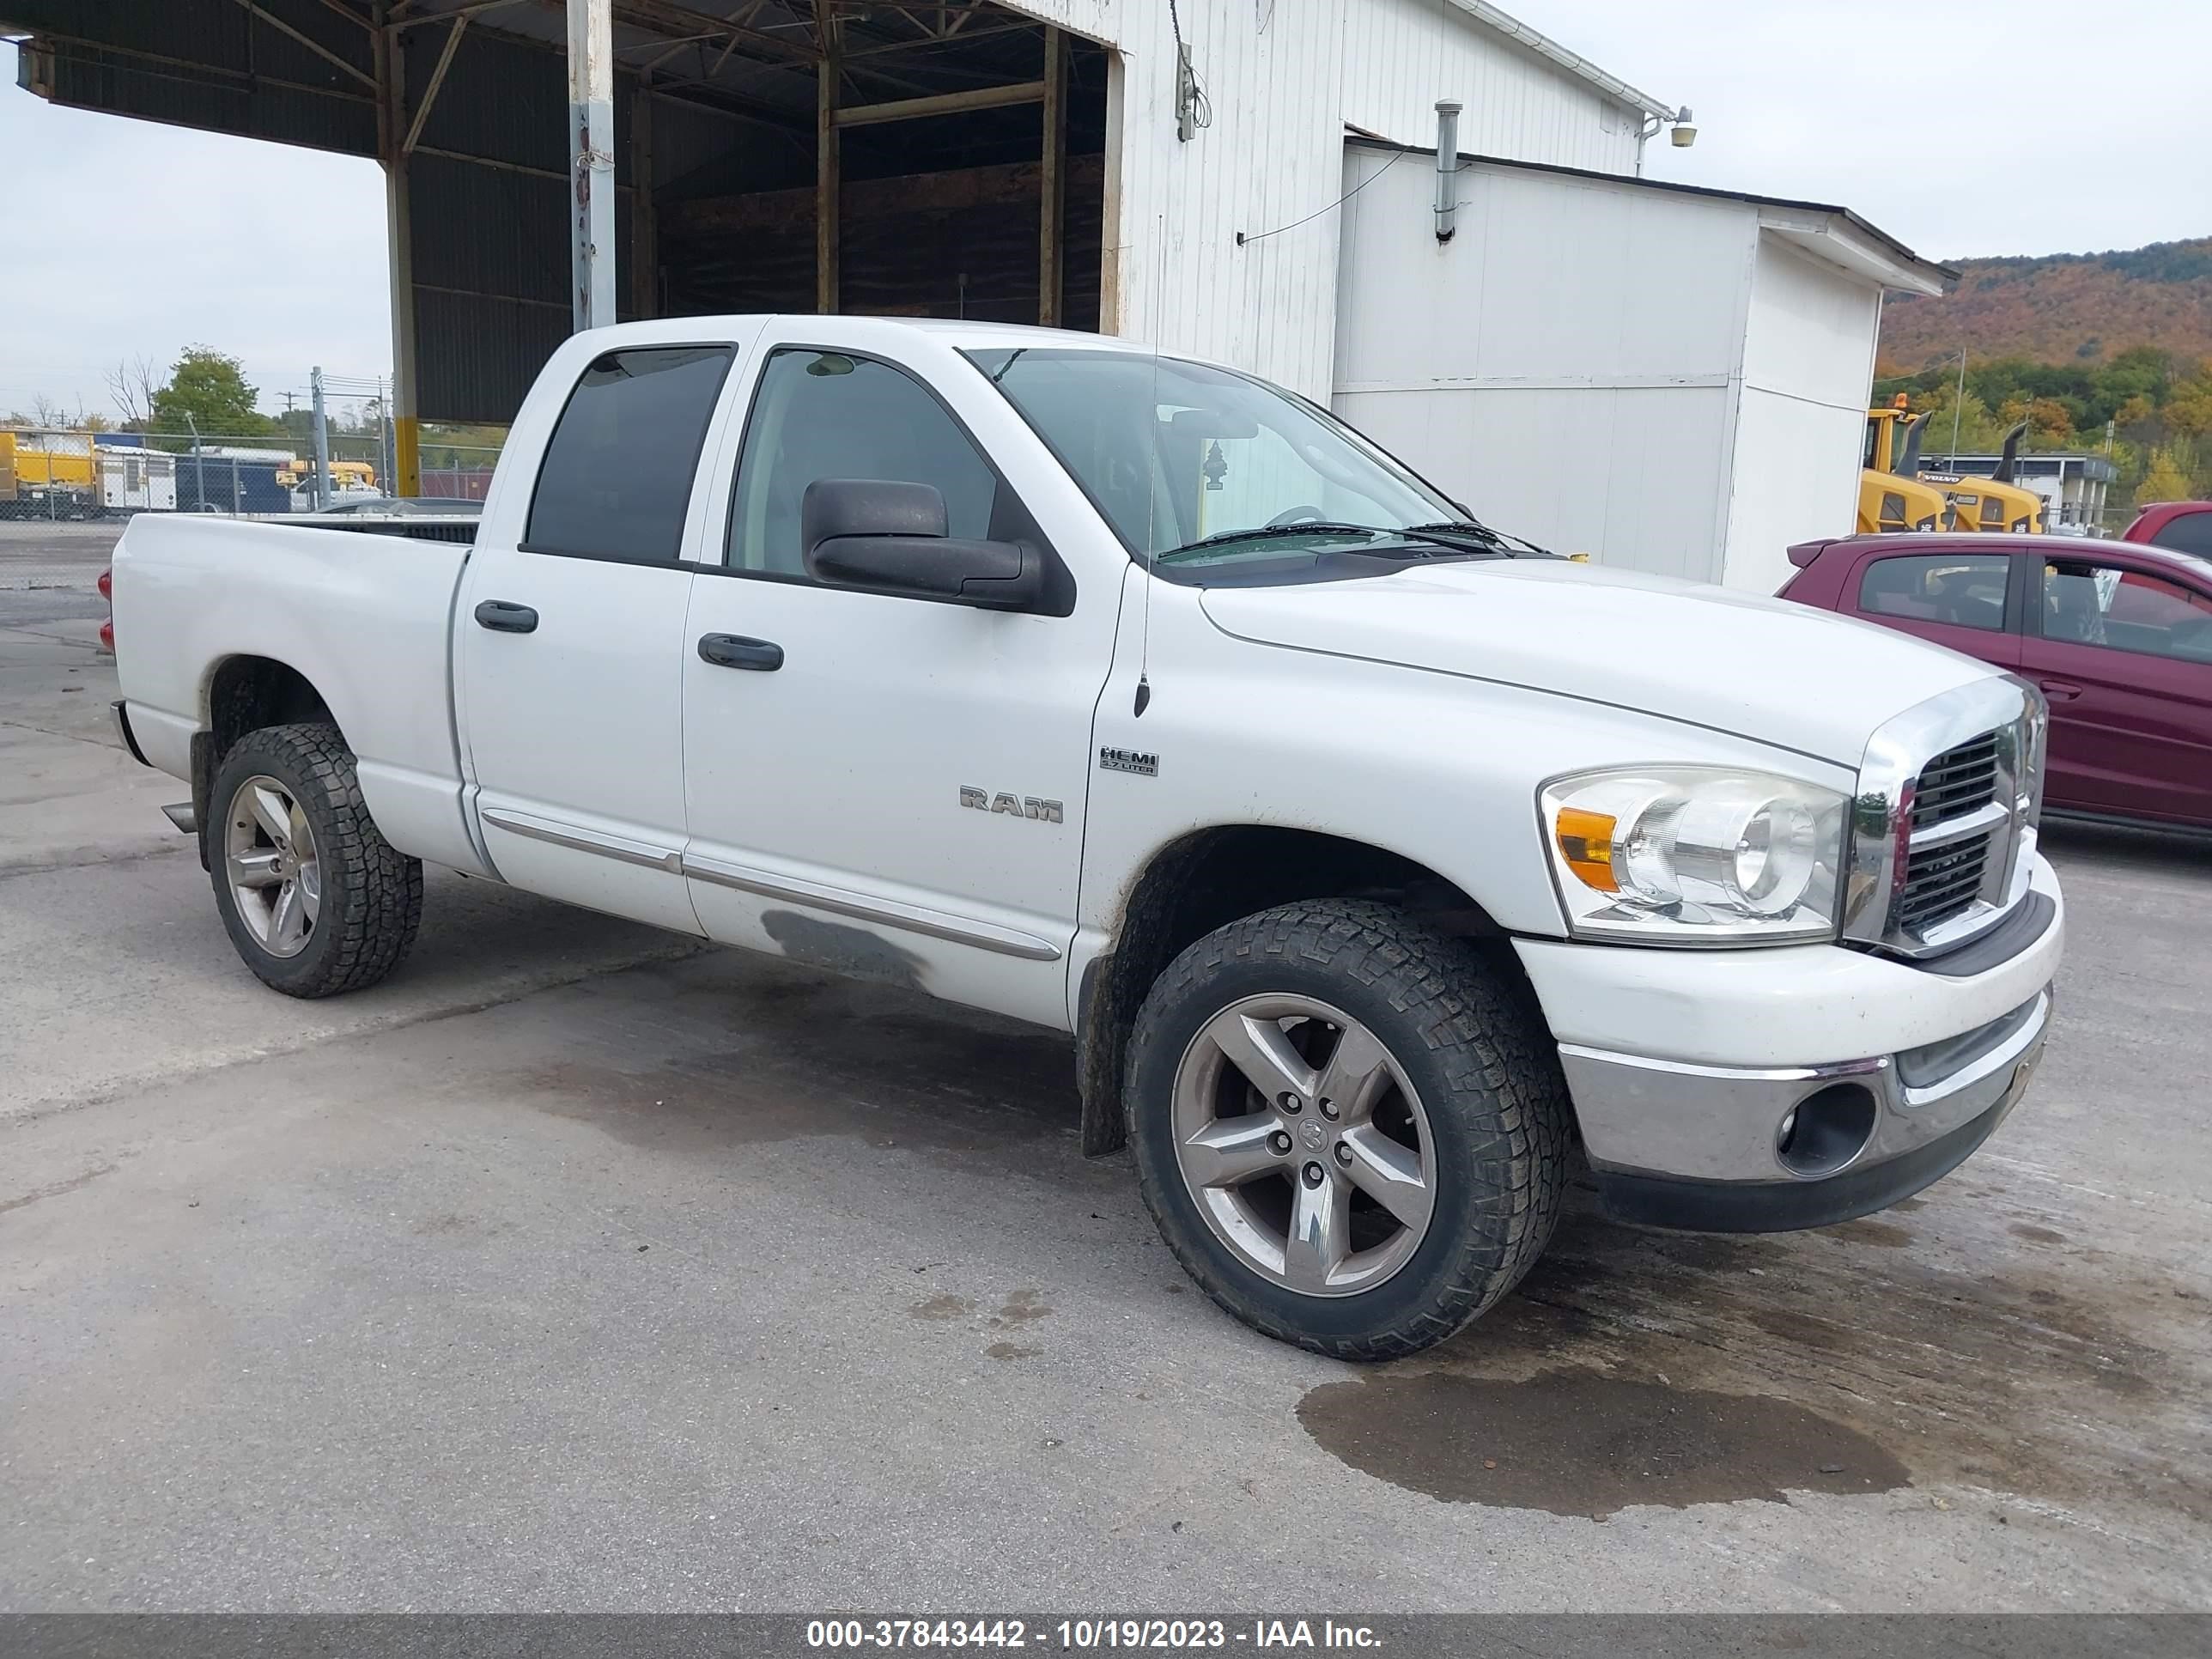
[
  {"xmin": 1127, "ymin": 900, "xmax": 1569, "ymax": 1360},
  {"xmin": 208, "ymin": 722, "xmax": 423, "ymax": 998}
]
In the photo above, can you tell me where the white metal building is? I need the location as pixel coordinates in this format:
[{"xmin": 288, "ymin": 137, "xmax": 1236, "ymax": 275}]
[{"xmin": 1333, "ymin": 143, "xmax": 1953, "ymax": 592}]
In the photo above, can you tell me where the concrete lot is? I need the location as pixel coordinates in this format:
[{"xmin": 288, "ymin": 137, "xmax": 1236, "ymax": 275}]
[{"xmin": 2, "ymin": 520, "xmax": 2208, "ymax": 1611}]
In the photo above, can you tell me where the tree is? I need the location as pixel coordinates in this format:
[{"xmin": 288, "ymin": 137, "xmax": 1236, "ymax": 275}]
[
  {"xmin": 2136, "ymin": 447, "xmax": 2193, "ymax": 505},
  {"xmin": 106, "ymin": 355, "xmax": 161, "ymax": 428},
  {"xmin": 149, "ymin": 348, "xmax": 276, "ymax": 441}
]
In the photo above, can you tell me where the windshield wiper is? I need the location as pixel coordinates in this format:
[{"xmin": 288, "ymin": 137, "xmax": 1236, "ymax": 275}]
[
  {"xmin": 1157, "ymin": 522, "xmax": 1500, "ymax": 563},
  {"xmin": 1403, "ymin": 520, "xmax": 1554, "ymax": 557}
]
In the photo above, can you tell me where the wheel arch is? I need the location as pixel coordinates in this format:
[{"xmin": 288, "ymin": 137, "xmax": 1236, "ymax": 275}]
[
  {"xmin": 1075, "ymin": 824, "xmax": 1539, "ymax": 1158},
  {"xmin": 191, "ymin": 655, "xmax": 340, "ymax": 868}
]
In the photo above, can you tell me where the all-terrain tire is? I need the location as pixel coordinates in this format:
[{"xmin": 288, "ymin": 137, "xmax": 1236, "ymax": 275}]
[
  {"xmin": 1126, "ymin": 898, "xmax": 1571, "ymax": 1360},
  {"xmin": 208, "ymin": 722, "xmax": 423, "ymax": 998}
]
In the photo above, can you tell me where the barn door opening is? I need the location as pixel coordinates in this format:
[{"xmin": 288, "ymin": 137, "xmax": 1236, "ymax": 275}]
[{"xmin": 656, "ymin": 3, "xmax": 1109, "ymax": 331}]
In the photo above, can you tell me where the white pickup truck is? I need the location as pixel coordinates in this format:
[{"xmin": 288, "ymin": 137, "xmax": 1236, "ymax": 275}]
[{"xmin": 110, "ymin": 316, "xmax": 2063, "ymax": 1358}]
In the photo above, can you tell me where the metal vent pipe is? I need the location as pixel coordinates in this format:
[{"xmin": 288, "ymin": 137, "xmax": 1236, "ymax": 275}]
[{"xmin": 1434, "ymin": 101, "xmax": 1462, "ymax": 242}]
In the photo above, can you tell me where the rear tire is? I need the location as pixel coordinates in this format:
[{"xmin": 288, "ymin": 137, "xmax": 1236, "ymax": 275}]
[
  {"xmin": 208, "ymin": 722, "xmax": 423, "ymax": 998},
  {"xmin": 1127, "ymin": 899, "xmax": 1569, "ymax": 1360}
]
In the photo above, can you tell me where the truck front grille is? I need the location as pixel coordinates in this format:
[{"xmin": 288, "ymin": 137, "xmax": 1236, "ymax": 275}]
[
  {"xmin": 1898, "ymin": 832, "xmax": 1993, "ymax": 932},
  {"xmin": 1911, "ymin": 732, "xmax": 2001, "ymax": 830}
]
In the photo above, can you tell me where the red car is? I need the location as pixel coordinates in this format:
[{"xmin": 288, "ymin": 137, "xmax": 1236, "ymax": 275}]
[
  {"xmin": 2124, "ymin": 501, "xmax": 2212, "ymax": 556},
  {"xmin": 1780, "ymin": 532, "xmax": 2212, "ymax": 832}
]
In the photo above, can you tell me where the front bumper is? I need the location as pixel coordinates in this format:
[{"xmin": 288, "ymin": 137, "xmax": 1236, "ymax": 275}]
[{"xmin": 1516, "ymin": 855, "xmax": 2062, "ymax": 1233}]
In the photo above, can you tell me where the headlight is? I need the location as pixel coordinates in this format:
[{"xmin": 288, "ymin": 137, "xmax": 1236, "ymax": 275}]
[{"xmin": 1540, "ymin": 768, "xmax": 1849, "ymax": 945}]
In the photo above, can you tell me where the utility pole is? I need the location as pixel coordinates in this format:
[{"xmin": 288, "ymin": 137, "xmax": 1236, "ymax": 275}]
[
  {"xmin": 568, "ymin": 0, "xmax": 617, "ymax": 331},
  {"xmin": 1950, "ymin": 347, "xmax": 1968, "ymax": 459},
  {"xmin": 185, "ymin": 410, "xmax": 204, "ymax": 513},
  {"xmin": 380, "ymin": 375, "xmax": 395, "ymax": 497},
  {"xmin": 311, "ymin": 366, "xmax": 333, "ymax": 510}
]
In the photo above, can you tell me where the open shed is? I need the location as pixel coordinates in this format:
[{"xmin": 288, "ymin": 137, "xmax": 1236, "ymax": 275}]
[{"xmin": 6, "ymin": 0, "xmax": 1679, "ymax": 492}]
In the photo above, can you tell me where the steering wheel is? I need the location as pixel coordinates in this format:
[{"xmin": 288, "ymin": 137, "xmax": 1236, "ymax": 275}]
[{"xmin": 1265, "ymin": 505, "xmax": 1326, "ymax": 528}]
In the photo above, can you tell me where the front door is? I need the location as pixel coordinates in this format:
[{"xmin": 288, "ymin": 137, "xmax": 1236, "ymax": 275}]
[
  {"xmin": 678, "ymin": 335, "xmax": 1121, "ymax": 1028},
  {"xmin": 2018, "ymin": 552, "xmax": 2212, "ymax": 827},
  {"xmin": 458, "ymin": 341, "xmax": 737, "ymax": 933}
]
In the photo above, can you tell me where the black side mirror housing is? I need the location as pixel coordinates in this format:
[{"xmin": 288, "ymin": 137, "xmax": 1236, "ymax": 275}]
[{"xmin": 801, "ymin": 479, "xmax": 1043, "ymax": 611}]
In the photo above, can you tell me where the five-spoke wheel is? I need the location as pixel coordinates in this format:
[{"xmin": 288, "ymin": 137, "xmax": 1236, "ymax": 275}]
[
  {"xmin": 1172, "ymin": 994, "xmax": 1434, "ymax": 1296},
  {"xmin": 224, "ymin": 774, "xmax": 322, "ymax": 959}
]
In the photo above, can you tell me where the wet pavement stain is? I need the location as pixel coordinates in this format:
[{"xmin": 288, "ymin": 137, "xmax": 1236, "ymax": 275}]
[
  {"xmin": 1297, "ymin": 1365, "xmax": 1910, "ymax": 1518},
  {"xmin": 911, "ymin": 1293, "xmax": 975, "ymax": 1322},
  {"xmin": 985, "ymin": 1341, "xmax": 1042, "ymax": 1361},
  {"xmin": 2011, "ymin": 1223, "xmax": 2068, "ymax": 1244},
  {"xmin": 989, "ymin": 1290, "xmax": 1053, "ymax": 1328},
  {"xmin": 1820, "ymin": 1218, "xmax": 1913, "ymax": 1249}
]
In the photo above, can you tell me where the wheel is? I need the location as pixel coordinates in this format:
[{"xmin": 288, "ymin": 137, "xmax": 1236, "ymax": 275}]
[
  {"xmin": 1127, "ymin": 899, "xmax": 1570, "ymax": 1360},
  {"xmin": 209, "ymin": 722, "xmax": 423, "ymax": 998}
]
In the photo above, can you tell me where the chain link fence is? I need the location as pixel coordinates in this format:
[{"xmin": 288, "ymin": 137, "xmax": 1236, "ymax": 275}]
[{"xmin": 1, "ymin": 420, "xmax": 504, "ymax": 521}]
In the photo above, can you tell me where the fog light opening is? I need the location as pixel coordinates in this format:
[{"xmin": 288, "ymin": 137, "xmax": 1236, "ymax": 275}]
[{"xmin": 1776, "ymin": 1084, "xmax": 1878, "ymax": 1179}]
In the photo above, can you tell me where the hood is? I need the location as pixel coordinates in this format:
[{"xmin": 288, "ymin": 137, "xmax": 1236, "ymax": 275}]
[{"xmin": 1197, "ymin": 558, "xmax": 1995, "ymax": 766}]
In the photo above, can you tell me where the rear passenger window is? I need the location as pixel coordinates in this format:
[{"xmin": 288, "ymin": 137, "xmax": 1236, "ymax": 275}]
[
  {"xmin": 1858, "ymin": 554, "xmax": 2011, "ymax": 632},
  {"xmin": 526, "ymin": 345, "xmax": 733, "ymax": 562},
  {"xmin": 726, "ymin": 349, "xmax": 1000, "ymax": 578},
  {"xmin": 2148, "ymin": 510, "xmax": 2212, "ymax": 557}
]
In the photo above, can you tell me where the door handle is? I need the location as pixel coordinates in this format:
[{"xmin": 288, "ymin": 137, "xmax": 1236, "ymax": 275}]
[
  {"xmin": 697, "ymin": 633, "xmax": 784, "ymax": 672},
  {"xmin": 2037, "ymin": 679, "xmax": 2082, "ymax": 702},
  {"xmin": 474, "ymin": 599, "xmax": 539, "ymax": 634}
]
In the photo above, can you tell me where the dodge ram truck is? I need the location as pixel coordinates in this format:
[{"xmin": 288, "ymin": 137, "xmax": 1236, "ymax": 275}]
[{"xmin": 109, "ymin": 316, "xmax": 2063, "ymax": 1358}]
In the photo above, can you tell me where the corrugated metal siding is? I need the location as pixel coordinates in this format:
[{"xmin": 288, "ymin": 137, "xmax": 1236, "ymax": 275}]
[
  {"xmin": 9, "ymin": 0, "xmax": 377, "ymax": 155},
  {"xmin": 1006, "ymin": 0, "xmax": 1644, "ymax": 398}
]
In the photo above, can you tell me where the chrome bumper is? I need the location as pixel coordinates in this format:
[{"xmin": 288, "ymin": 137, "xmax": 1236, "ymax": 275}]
[{"xmin": 1562, "ymin": 988, "xmax": 2051, "ymax": 1232}]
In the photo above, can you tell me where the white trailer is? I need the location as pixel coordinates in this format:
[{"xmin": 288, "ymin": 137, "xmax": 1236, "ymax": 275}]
[
  {"xmin": 96, "ymin": 447, "xmax": 177, "ymax": 514},
  {"xmin": 1330, "ymin": 142, "xmax": 1953, "ymax": 593}
]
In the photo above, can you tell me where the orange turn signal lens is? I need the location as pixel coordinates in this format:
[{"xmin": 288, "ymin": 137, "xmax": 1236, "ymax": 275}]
[{"xmin": 1555, "ymin": 807, "xmax": 1620, "ymax": 892}]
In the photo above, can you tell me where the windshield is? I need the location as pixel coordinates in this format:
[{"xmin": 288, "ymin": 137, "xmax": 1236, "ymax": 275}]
[{"xmin": 964, "ymin": 347, "xmax": 1462, "ymax": 565}]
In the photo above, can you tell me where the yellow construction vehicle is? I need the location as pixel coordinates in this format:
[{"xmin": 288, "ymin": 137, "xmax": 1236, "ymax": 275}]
[
  {"xmin": 1857, "ymin": 404, "xmax": 1951, "ymax": 533},
  {"xmin": 1919, "ymin": 422, "xmax": 2045, "ymax": 534}
]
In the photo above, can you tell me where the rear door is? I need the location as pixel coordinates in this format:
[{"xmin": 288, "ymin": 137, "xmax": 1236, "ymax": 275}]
[
  {"xmin": 2018, "ymin": 551, "xmax": 2212, "ymax": 827},
  {"xmin": 1845, "ymin": 545, "xmax": 2023, "ymax": 670},
  {"xmin": 456, "ymin": 339, "xmax": 740, "ymax": 933}
]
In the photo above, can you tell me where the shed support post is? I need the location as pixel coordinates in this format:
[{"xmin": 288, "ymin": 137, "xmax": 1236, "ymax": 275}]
[
  {"xmin": 1039, "ymin": 26, "xmax": 1065, "ymax": 327},
  {"xmin": 631, "ymin": 69, "xmax": 659, "ymax": 319},
  {"xmin": 374, "ymin": 3, "xmax": 421, "ymax": 497},
  {"xmin": 815, "ymin": 0, "xmax": 840, "ymax": 314},
  {"xmin": 568, "ymin": 0, "xmax": 617, "ymax": 331}
]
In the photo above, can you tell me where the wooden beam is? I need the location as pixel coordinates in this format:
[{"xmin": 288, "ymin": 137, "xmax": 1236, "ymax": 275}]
[
  {"xmin": 632, "ymin": 69, "xmax": 659, "ymax": 317},
  {"xmin": 1038, "ymin": 26, "xmax": 1064, "ymax": 327},
  {"xmin": 665, "ymin": 152, "xmax": 1103, "ymax": 237},
  {"xmin": 832, "ymin": 78, "xmax": 1046, "ymax": 129},
  {"xmin": 814, "ymin": 0, "xmax": 839, "ymax": 313},
  {"xmin": 401, "ymin": 14, "xmax": 468, "ymax": 155}
]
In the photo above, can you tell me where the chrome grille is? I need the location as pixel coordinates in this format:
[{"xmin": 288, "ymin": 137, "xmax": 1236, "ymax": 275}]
[
  {"xmin": 1844, "ymin": 679, "xmax": 2045, "ymax": 959},
  {"xmin": 1910, "ymin": 733, "xmax": 2000, "ymax": 831},
  {"xmin": 1897, "ymin": 830, "xmax": 1992, "ymax": 932}
]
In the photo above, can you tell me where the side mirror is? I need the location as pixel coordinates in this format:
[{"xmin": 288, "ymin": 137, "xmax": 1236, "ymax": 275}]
[{"xmin": 801, "ymin": 479, "xmax": 1043, "ymax": 611}]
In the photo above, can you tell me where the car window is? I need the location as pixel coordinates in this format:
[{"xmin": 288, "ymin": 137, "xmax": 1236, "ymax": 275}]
[
  {"xmin": 2148, "ymin": 508, "xmax": 2212, "ymax": 557},
  {"xmin": 726, "ymin": 349, "xmax": 999, "ymax": 578},
  {"xmin": 525, "ymin": 345, "xmax": 734, "ymax": 562},
  {"xmin": 1857, "ymin": 553, "xmax": 2011, "ymax": 633},
  {"xmin": 2039, "ymin": 559, "xmax": 2212, "ymax": 663}
]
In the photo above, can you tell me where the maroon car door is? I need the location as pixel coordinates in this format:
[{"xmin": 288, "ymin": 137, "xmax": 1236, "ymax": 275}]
[
  {"xmin": 1846, "ymin": 546, "xmax": 2023, "ymax": 670},
  {"xmin": 2017, "ymin": 551, "xmax": 2212, "ymax": 827}
]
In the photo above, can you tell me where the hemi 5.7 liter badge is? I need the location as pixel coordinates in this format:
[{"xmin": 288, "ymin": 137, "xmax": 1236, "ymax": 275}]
[{"xmin": 1099, "ymin": 746, "xmax": 1158, "ymax": 777}]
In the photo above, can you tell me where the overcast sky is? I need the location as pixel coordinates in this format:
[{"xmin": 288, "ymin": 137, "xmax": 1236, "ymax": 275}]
[{"xmin": 4, "ymin": 0, "xmax": 2205, "ymax": 421}]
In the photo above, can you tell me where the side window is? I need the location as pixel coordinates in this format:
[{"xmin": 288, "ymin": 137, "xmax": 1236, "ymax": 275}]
[
  {"xmin": 2039, "ymin": 560, "xmax": 2212, "ymax": 663},
  {"xmin": 1857, "ymin": 553, "xmax": 2011, "ymax": 632},
  {"xmin": 727, "ymin": 349, "xmax": 1000, "ymax": 577},
  {"xmin": 525, "ymin": 345, "xmax": 734, "ymax": 562},
  {"xmin": 2148, "ymin": 509, "xmax": 2212, "ymax": 557}
]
